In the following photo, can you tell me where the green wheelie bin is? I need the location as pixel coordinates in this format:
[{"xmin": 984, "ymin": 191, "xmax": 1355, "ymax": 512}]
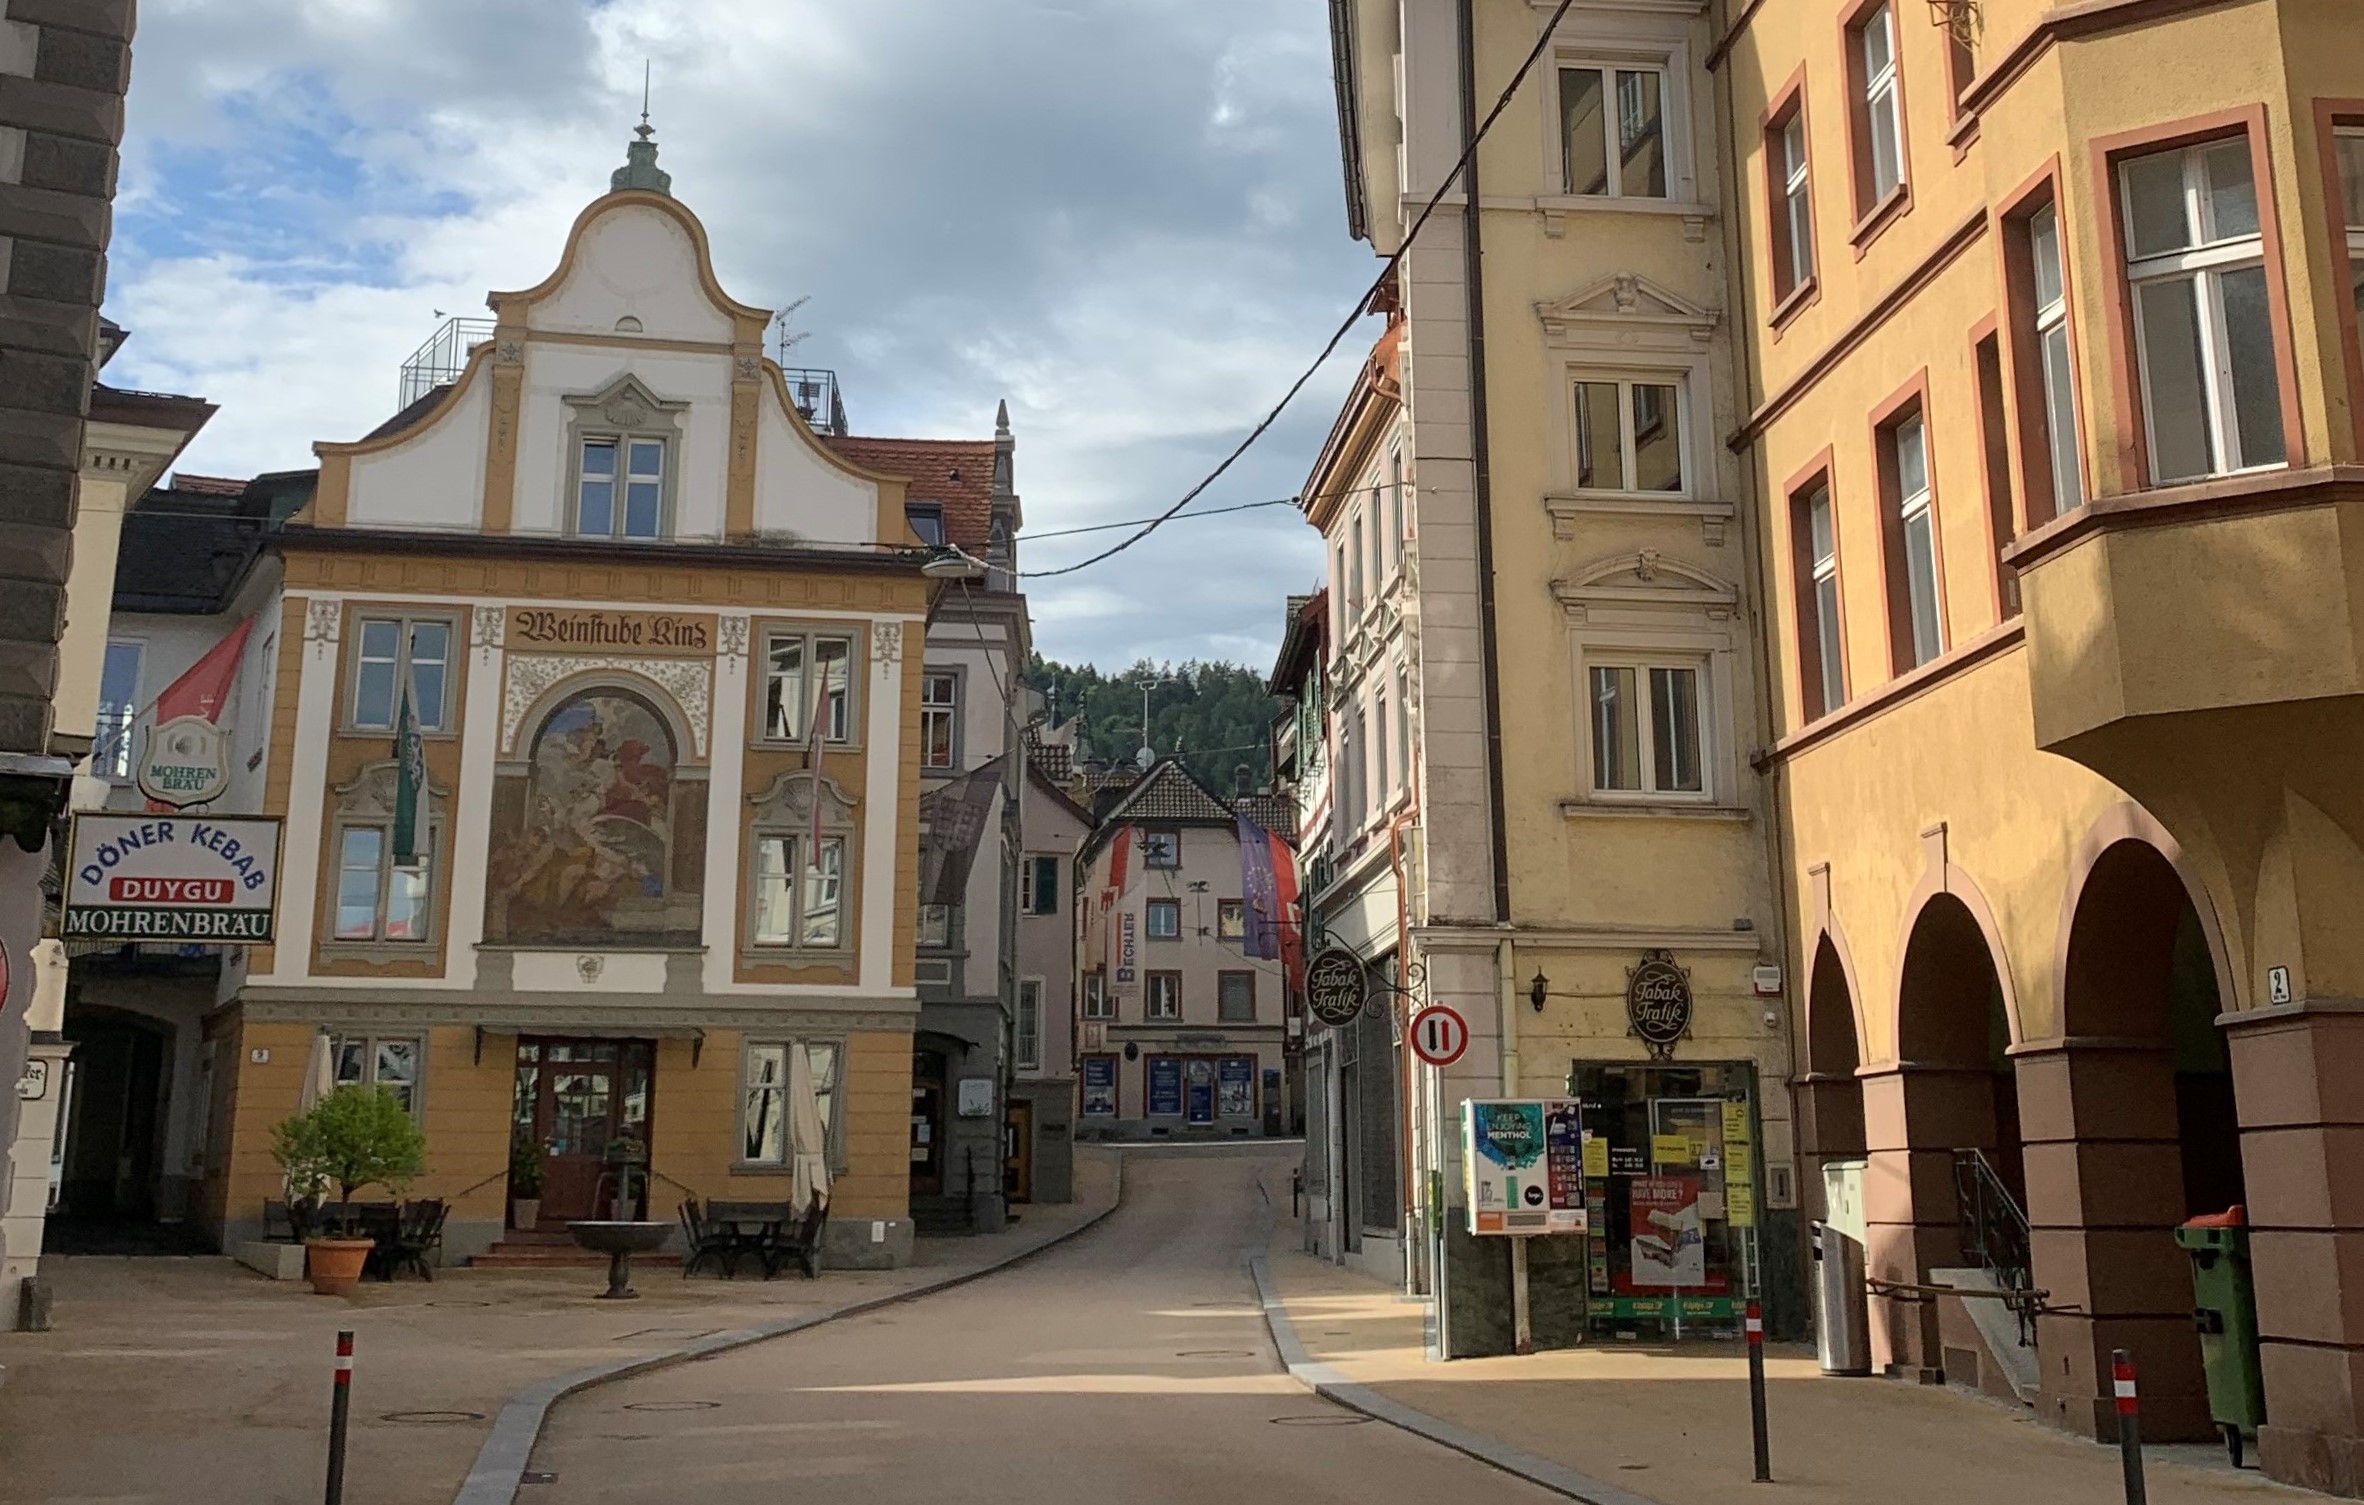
[{"xmin": 2175, "ymin": 1206, "xmax": 2266, "ymax": 1467}]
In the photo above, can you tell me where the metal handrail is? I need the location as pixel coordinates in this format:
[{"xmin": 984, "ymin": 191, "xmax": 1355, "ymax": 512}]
[{"xmin": 1953, "ymin": 1146, "xmax": 2038, "ymax": 1343}]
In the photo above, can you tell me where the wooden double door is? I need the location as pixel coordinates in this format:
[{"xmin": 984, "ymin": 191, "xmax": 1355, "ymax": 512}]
[{"xmin": 516, "ymin": 1038, "xmax": 654, "ymax": 1223}]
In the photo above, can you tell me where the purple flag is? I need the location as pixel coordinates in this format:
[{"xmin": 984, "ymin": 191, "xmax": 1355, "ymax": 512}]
[{"xmin": 1237, "ymin": 813, "xmax": 1280, "ymax": 960}]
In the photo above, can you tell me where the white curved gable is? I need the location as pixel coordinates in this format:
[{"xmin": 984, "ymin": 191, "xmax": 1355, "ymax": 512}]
[
  {"xmin": 529, "ymin": 203, "xmax": 734, "ymax": 344},
  {"xmin": 753, "ymin": 396, "xmax": 880, "ymax": 546},
  {"xmin": 345, "ymin": 370, "xmax": 490, "ymax": 530}
]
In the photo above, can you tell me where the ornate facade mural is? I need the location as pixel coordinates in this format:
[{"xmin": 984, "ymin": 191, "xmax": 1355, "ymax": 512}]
[{"xmin": 484, "ymin": 687, "xmax": 707, "ymax": 947}]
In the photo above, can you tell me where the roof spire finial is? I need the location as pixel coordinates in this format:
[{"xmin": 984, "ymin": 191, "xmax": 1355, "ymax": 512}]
[{"xmin": 612, "ymin": 61, "xmax": 672, "ymax": 196}]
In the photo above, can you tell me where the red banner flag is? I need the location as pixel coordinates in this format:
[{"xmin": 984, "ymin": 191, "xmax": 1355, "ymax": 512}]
[{"xmin": 154, "ymin": 619, "xmax": 255, "ymax": 724}]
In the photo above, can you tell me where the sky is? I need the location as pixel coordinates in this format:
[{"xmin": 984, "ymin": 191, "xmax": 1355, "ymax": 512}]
[{"xmin": 109, "ymin": 0, "xmax": 1379, "ymax": 673}]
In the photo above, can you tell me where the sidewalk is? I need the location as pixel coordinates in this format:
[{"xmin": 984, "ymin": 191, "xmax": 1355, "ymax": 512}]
[
  {"xmin": 0, "ymin": 1148, "xmax": 1116, "ymax": 1505},
  {"xmin": 1259, "ymin": 1206, "xmax": 2302, "ymax": 1505}
]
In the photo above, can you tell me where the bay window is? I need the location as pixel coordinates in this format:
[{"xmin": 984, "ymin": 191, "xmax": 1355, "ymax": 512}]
[
  {"xmin": 2120, "ymin": 139, "xmax": 2286, "ymax": 482},
  {"xmin": 2334, "ymin": 129, "xmax": 2364, "ymax": 358},
  {"xmin": 2028, "ymin": 206, "xmax": 2084, "ymax": 510}
]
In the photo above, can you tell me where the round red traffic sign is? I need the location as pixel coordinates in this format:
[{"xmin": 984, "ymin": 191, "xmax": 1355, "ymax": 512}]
[{"xmin": 1409, "ymin": 1005, "xmax": 1469, "ymax": 1067}]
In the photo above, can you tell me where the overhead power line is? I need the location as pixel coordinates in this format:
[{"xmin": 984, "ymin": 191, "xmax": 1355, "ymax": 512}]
[{"xmin": 1016, "ymin": 0, "xmax": 1580, "ymax": 581}]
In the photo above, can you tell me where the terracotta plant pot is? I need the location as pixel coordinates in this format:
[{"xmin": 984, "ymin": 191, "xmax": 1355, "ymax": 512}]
[
  {"xmin": 304, "ymin": 1237, "xmax": 374, "ymax": 1297},
  {"xmin": 511, "ymin": 1198, "xmax": 541, "ymax": 1231}
]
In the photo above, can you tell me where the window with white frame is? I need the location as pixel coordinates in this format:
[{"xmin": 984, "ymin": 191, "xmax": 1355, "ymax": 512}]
[
  {"xmin": 1856, "ymin": 6, "xmax": 1904, "ymax": 206},
  {"xmin": 332, "ymin": 825, "xmax": 432, "ymax": 942},
  {"xmin": 1373, "ymin": 691, "xmax": 1390, "ymax": 807},
  {"xmin": 1573, "ymin": 376, "xmax": 1685, "ymax": 493},
  {"xmin": 918, "ymin": 903, "xmax": 955, "ymax": 949},
  {"xmin": 331, "ymin": 1034, "xmax": 421, "ymax": 1117},
  {"xmin": 351, "ymin": 616, "xmax": 452, "ymax": 732},
  {"xmin": 1395, "ymin": 667, "xmax": 1411, "ymax": 792},
  {"xmin": 1332, "ymin": 542, "xmax": 1349, "ymax": 637},
  {"xmin": 1141, "ymin": 829, "xmax": 1181, "ymax": 868},
  {"xmin": 1146, "ymin": 897, "xmax": 1181, "ymax": 939},
  {"xmin": 1774, "ymin": 106, "xmax": 1815, "ymax": 298},
  {"xmin": 2120, "ymin": 138, "xmax": 2285, "ymax": 482},
  {"xmin": 2028, "ymin": 205, "xmax": 2084, "ymax": 510},
  {"xmin": 763, "ymin": 630, "xmax": 855, "ymax": 742},
  {"xmin": 1560, "ymin": 64, "xmax": 1667, "ymax": 199},
  {"xmin": 2339, "ymin": 130, "xmax": 2364, "ymax": 340},
  {"xmin": 1016, "ymin": 980, "xmax": 1042, "ymax": 1070},
  {"xmin": 1365, "ymin": 484, "xmax": 1384, "ymax": 600},
  {"xmin": 1146, "ymin": 971, "xmax": 1181, "ymax": 1020},
  {"xmin": 1349, "ymin": 510, "xmax": 1366, "ymax": 615},
  {"xmin": 920, "ymin": 670, "xmax": 958, "ymax": 770},
  {"xmin": 1083, "ymin": 971, "xmax": 1112, "ymax": 1019},
  {"xmin": 97, "ymin": 639, "xmax": 141, "ymax": 780},
  {"xmin": 1021, "ymin": 854, "xmax": 1058, "ymax": 916},
  {"xmin": 1801, "ymin": 482, "xmax": 1847, "ymax": 717},
  {"xmin": 751, "ymin": 833, "xmax": 848, "ymax": 950},
  {"xmin": 1387, "ymin": 449, "xmax": 1406, "ymax": 569},
  {"xmin": 576, "ymin": 436, "xmax": 666, "ymax": 540},
  {"xmin": 1589, "ymin": 662, "xmax": 1705, "ymax": 797},
  {"xmin": 1886, "ymin": 412, "xmax": 1945, "ymax": 667},
  {"xmin": 739, "ymin": 1040, "xmax": 841, "ymax": 1166}
]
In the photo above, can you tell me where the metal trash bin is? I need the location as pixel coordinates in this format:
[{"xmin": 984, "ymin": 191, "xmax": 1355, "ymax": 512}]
[
  {"xmin": 1814, "ymin": 1220, "xmax": 1872, "ymax": 1375},
  {"xmin": 2175, "ymin": 1205, "xmax": 2266, "ymax": 1467}
]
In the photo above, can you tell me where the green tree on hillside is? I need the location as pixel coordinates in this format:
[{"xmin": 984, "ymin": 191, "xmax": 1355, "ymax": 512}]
[{"xmin": 1029, "ymin": 655, "xmax": 1282, "ymax": 792}]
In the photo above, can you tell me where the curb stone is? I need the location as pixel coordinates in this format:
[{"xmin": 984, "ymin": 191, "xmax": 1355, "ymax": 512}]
[
  {"xmin": 1246, "ymin": 1254, "xmax": 1662, "ymax": 1505},
  {"xmin": 453, "ymin": 1154, "xmax": 1125, "ymax": 1505}
]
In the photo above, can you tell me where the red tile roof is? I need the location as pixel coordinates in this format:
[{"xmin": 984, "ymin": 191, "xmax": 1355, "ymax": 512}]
[
  {"xmin": 167, "ymin": 473, "xmax": 250, "ymax": 496},
  {"xmin": 825, "ymin": 434, "xmax": 997, "ymax": 551}
]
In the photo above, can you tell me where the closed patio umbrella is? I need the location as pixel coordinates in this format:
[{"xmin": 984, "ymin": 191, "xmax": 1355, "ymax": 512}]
[
  {"xmin": 788, "ymin": 1045, "xmax": 831, "ymax": 1214},
  {"xmin": 299, "ymin": 1031, "xmax": 336, "ymax": 1110}
]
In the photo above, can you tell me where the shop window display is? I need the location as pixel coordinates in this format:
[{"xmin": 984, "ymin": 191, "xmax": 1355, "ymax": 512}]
[{"xmin": 1571, "ymin": 1061, "xmax": 1759, "ymax": 1336}]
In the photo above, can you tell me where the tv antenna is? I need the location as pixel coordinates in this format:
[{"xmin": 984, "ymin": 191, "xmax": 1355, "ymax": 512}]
[{"xmin": 774, "ymin": 297, "xmax": 813, "ymax": 364}]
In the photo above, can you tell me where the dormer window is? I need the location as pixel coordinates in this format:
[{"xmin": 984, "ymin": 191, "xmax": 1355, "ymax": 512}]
[
  {"xmin": 906, "ymin": 503, "xmax": 946, "ymax": 546},
  {"xmin": 578, "ymin": 437, "xmax": 666, "ymax": 539}
]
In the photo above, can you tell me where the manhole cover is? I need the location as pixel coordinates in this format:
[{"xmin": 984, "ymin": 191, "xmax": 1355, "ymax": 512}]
[
  {"xmin": 379, "ymin": 1410, "xmax": 485, "ymax": 1425},
  {"xmin": 1176, "ymin": 1349, "xmax": 1256, "ymax": 1358},
  {"xmin": 1269, "ymin": 1414, "xmax": 1371, "ymax": 1427},
  {"xmin": 623, "ymin": 1399, "xmax": 722, "ymax": 1412}
]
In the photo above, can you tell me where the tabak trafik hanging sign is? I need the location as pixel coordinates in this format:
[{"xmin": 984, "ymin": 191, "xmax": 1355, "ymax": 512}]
[
  {"xmin": 1625, "ymin": 949, "xmax": 1693, "ymax": 1060},
  {"xmin": 1304, "ymin": 946, "xmax": 1371, "ymax": 1030}
]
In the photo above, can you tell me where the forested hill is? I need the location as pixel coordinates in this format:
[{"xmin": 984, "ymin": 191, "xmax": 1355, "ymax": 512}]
[{"xmin": 1028, "ymin": 656, "xmax": 1284, "ymax": 791}]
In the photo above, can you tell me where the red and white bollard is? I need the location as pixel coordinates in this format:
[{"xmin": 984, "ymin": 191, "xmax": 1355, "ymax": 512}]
[
  {"xmin": 1746, "ymin": 1300, "xmax": 1772, "ymax": 1482},
  {"xmin": 325, "ymin": 1330, "xmax": 354, "ymax": 1505},
  {"xmin": 2113, "ymin": 1348, "xmax": 2147, "ymax": 1505}
]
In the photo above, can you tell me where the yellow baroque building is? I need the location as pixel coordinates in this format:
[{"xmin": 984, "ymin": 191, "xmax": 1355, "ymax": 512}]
[
  {"xmin": 1718, "ymin": 0, "xmax": 2364, "ymax": 1485},
  {"xmin": 193, "ymin": 131, "xmax": 943, "ymax": 1268}
]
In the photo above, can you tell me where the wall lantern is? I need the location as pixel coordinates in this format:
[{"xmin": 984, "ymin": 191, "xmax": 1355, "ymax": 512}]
[{"xmin": 1528, "ymin": 969, "xmax": 1550, "ymax": 1013}]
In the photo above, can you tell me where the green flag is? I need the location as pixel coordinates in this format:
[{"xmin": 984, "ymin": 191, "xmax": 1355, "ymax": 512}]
[{"xmin": 393, "ymin": 676, "xmax": 427, "ymax": 865}]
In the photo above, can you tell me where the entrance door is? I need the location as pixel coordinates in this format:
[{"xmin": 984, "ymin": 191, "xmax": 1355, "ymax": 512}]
[
  {"xmin": 1004, "ymin": 1099, "xmax": 1034, "ymax": 1203},
  {"xmin": 519, "ymin": 1039, "xmax": 653, "ymax": 1223},
  {"xmin": 1185, "ymin": 1058, "xmax": 1216, "ymax": 1126},
  {"xmin": 910, "ymin": 1050, "xmax": 947, "ymax": 1197}
]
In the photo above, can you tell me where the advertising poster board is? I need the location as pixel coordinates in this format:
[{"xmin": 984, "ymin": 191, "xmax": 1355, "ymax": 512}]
[
  {"xmin": 1147, "ymin": 1057, "xmax": 1183, "ymax": 1117},
  {"xmin": 1462, "ymin": 1098, "xmax": 1587, "ymax": 1235},
  {"xmin": 1081, "ymin": 1057, "xmax": 1117, "ymax": 1117},
  {"xmin": 1626, "ymin": 1176, "xmax": 1707, "ymax": 1288},
  {"xmin": 63, "ymin": 814, "xmax": 282, "ymax": 944},
  {"xmin": 1216, "ymin": 1057, "xmax": 1254, "ymax": 1119}
]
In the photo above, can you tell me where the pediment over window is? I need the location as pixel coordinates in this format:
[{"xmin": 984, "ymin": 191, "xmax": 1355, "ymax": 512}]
[
  {"xmin": 747, "ymin": 769, "xmax": 858, "ymax": 830},
  {"xmin": 334, "ymin": 760, "xmax": 450, "ymax": 818},
  {"xmin": 563, "ymin": 371, "xmax": 688, "ymax": 433},
  {"xmin": 1553, "ymin": 551, "xmax": 1739, "ymax": 618},
  {"xmin": 1537, "ymin": 275, "xmax": 1721, "ymax": 350}
]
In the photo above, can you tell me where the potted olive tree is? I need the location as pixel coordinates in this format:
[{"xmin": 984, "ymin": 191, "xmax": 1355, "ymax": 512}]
[
  {"xmin": 509, "ymin": 1130, "xmax": 544, "ymax": 1231},
  {"xmin": 272, "ymin": 1086, "xmax": 426, "ymax": 1296}
]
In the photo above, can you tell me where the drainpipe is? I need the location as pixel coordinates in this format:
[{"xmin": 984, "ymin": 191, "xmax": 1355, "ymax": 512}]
[
  {"xmin": 1458, "ymin": 0, "xmax": 1512, "ymax": 932},
  {"xmin": 1497, "ymin": 935, "xmax": 1518, "ymax": 1096}
]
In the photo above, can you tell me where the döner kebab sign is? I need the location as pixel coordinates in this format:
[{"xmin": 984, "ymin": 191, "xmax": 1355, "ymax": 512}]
[{"xmin": 63, "ymin": 814, "xmax": 283, "ymax": 943}]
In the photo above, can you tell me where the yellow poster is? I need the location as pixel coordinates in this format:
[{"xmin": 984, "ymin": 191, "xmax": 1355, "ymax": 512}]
[
  {"xmin": 1727, "ymin": 1182, "xmax": 1757, "ymax": 1228},
  {"xmin": 1583, "ymin": 1135, "xmax": 1610, "ymax": 1177},
  {"xmin": 1722, "ymin": 1101, "xmax": 1752, "ymax": 1144},
  {"xmin": 1726, "ymin": 1142, "xmax": 1754, "ymax": 1183},
  {"xmin": 1651, "ymin": 1133, "xmax": 1693, "ymax": 1166}
]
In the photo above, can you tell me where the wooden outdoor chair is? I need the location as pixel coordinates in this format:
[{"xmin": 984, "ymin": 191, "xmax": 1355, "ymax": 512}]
[
  {"xmin": 760, "ymin": 1197, "xmax": 829, "ymax": 1280},
  {"xmin": 677, "ymin": 1199, "xmax": 745, "ymax": 1279},
  {"xmin": 385, "ymin": 1199, "xmax": 447, "ymax": 1281}
]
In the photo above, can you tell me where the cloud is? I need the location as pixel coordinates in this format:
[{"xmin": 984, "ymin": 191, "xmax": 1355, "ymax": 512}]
[{"xmin": 112, "ymin": 0, "xmax": 1373, "ymax": 669}]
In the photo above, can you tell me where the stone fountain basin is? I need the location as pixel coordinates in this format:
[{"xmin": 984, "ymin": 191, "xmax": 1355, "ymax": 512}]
[{"xmin": 566, "ymin": 1220, "xmax": 672, "ymax": 1255}]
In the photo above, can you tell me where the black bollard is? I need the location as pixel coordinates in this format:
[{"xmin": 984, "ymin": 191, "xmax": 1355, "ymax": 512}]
[
  {"xmin": 1746, "ymin": 1300, "xmax": 1772, "ymax": 1483},
  {"xmin": 2114, "ymin": 1348, "xmax": 2147, "ymax": 1505},
  {"xmin": 325, "ymin": 1329, "xmax": 354, "ymax": 1505}
]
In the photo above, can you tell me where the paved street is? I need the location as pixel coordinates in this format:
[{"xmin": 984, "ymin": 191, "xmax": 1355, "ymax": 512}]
[{"xmin": 530, "ymin": 1145, "xmax": 1553, "ymax": 1505}]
